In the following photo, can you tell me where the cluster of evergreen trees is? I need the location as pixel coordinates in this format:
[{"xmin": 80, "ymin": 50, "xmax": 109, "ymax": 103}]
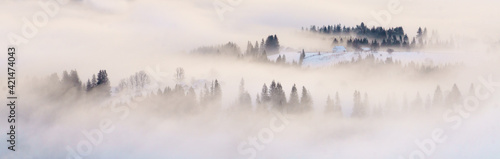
[
  {"xmin": 242, "ymin": 34, "xmax": 282, "ymax": 64},
  {"xmin": 191, "ymin": 42, "xmax": 241, "ymax": 56},
  {"xmin": 325, "ymin": 83, "xmax": 470, "ymax": 118},
  {"xmin": 330, "ymin": 53, "xmax": 461, "ymax": 74},
  {"xmin": 253, "ymin": 81, "xmax": 312, "ymax": 113},
  {"xmin": 123, "ymin": 78, "xmax": 223, "ymax": 115},
  {"xmin": 305, "ymin": 23, "xmax": 404, "ymax": 38},
  {"xmin": 304, "ymin": 22, "xmax": 450, "ymax": 51},
  {"xmin": 85, "ymin": 70, "xmax": 111, "ymax": 97},
  {"xmin": 29, "ymin": 68, "xmax": 471, "ymax": 120},
  {"xmin": 32, "ymin": 69, "xmax": 111, "ymax": 101},
  {"xmin": 191, "ymin": 35, "xmax": 281, "ymax": 62},
  {"xmin": 325, "ymin": 92, "xmax": 342, "ymax": 115},
  {"xmin": 29, "ymin": 66, "xmax": 469, "ymax": 119},
  {"xmin": 244, "ymin": 34, "xmax": 281, "ymax": 55}
]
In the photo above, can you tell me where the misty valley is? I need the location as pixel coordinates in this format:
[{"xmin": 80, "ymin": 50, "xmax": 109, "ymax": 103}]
[
  {"xmin": 12, "ymin": 23, "xmax": 500, "ymax": 159},
  {"xmin": 2, "ymin": 1, "xmax": 500, "ymax": 158}
]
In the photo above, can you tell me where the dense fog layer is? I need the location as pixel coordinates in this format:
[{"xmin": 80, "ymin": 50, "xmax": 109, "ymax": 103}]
[{"xmin": 1, "ymin": 0, "xmax": 500, "ymax": 159}]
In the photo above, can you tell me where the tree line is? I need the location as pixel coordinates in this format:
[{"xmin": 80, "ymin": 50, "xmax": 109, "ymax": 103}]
[
  {"xmin": 31, "ymin": 69, "xmax": 111, "ymax": 102},
  {"xmin": 325, "ymin": 83, "xmax": 471, "ymax": 118},
  {"xmin": 305, "ymin": 22, "xmax": 453, "ymax": 51},
  {"xmin": 30, "ymin": 69, "xmax": 470, "ymax": 118}
]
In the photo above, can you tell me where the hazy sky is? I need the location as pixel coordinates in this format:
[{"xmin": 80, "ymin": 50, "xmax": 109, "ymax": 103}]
[{"xmin": 1, "ymin": 0, "xmax": 499, "ymax": 83}]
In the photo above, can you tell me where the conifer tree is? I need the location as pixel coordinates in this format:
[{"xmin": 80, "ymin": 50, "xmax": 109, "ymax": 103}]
[
  {"xmin": 86, "ymin": 79, "xmax": 92, "ymax": 92},
  {"xmin": 446, "ymin": 84, "xmax": 462, "ymax": 106},
  {"xmin": 299, "ymin": 49, "xmax": 306, "ymax": 65},
  {"xmin": 288, "ymin": 84, "xmax": 299, "ymax": 111},
  {"xmin": 261, "ymin": 84, "xmax": 270, "ymax": 104},
  {"xmin": 300, "ymin": 86, "xmax": 312, "ymax": 112},
  {"xmin": 352, "ymin": 90, "xmax": 363, "ymax": 117},
  {"xmin": 433, "ymin": 85, "xmax": 443, "ymax": 107},
  {"xmin": 335, "ymin": 92, "xmax": 341, "ymax": 113},
  {"xmin": 213, "ymin": 79, "xmax": 222, "ymax": 102}
]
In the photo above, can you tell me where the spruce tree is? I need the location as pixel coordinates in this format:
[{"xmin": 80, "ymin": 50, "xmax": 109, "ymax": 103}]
[
  {"xmin": 261, "ymin": 84, "xmax": 270, "ymax": 103},
  {"xmin": 213, "ymin": 80, "xmax": 222, "ymax": 102},
  {"xmin": 413, "ymin": 92, "xmax": 423, "ymax": 111},
  {"xmin": 276, "ymin": 83, "xmax": 286, "ymax": 109},
  {"xmin": 299, "ymin": 49, "xmax": 306, "ymax": 65},
  {"xmin": 352, "ymin": 90, "xmax": 363, "ymax": 117},
  {"xmin": 246, "ymin": 41, "xmax": 253, "ymax": 55},
  {"xmin": 335, "ymin": 92, "xmax": 341, "ymax": 113},
  {"xmin": 86, "ymin": 79, "xmax": 92, "ymax": 92},
  {"xmin": 69, "ymin": 70, "xmax": 82, "ymax": 90},
  {"xmin": 61, "ymin": 70, "xmax": 70, "ymax": 85},
  {"xmin": 288, "ymin": 84, "xmax": 299, "ymax": 111},
  {"xmin": 91, "ymin": 74, "xmax": 97, "ymax": 88},
  {"xmin": 300, "ymin": 86, "xmax": 312, "ymax": 112},
  {"xmin": 238, "ymin": 79, "xmax": 251, "ymax": 107},
  {"xmin": 95, "ymin": 70, "xmax": 111, "ymax": 97},
  {"xmin": 433, "ymin": 85, "xmax": 443, "ymax": 107},
  {"xmin": 446, "ymin": 84, "xmax": 462, "ymax": 106}
]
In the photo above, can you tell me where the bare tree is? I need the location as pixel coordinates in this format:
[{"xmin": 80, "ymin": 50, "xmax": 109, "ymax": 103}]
[{"xmin": 175, "ymin": 67, "xmax": 185, "ymax": 84}]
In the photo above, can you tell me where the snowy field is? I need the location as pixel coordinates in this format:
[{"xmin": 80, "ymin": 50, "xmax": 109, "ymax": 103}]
[{"xmin": 268, "ymin": 51, "xmax": 466, "ymax": 68}]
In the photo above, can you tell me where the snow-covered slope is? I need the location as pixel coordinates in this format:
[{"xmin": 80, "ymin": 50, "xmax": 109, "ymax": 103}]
[{"xmin": 268, "ymin": 51, "xmax": 464, "ymax": 68}]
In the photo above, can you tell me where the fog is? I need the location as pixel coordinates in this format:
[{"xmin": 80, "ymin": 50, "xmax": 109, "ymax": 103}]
[{"xmin": 1, "ymin": 0, "xmax": 500, "ymax": 159}]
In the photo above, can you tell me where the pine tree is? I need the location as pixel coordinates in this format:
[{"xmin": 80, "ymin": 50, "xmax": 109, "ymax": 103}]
[
  {"xmin": 260, "ymin": 39, "xmax": 265, "ymax": 53},
  {"xmin": 270, "ymin": 80, "xmax": 277, "ymax": 99},
  {"xmin": 334, "ymin": 92, "xmax": 341, "ymax": 113},
  {"xmin": 413, "ymin": 92, "xmax": 423, "ymax": 111},
  {"xmin": 238, "ymin": 79, "xmax": 251, "ymax": 107},
  {"xmin": 272, "ymin": 82, "xmax": 287, "ymax": 110},
  {"xmin": 299, "ymin": 49, "xmax": 306, "ymax": 65},
  {"xmin": 245, "ymin": 41, "xmax": 254, "ymax": 55},
  {"xmin": 86, "ymin": 79, "xmax": 92, "ymax": 92},
  {"xmin": 213, "ymin": 80, "xmax": 222, "ymax": 102},
  {"xmin": 417, "ymin": 27, "xmax": 424, "ymax": 45},
  {"xmin": 91, "ymin": 74, "xmax": 97, "ymax": 88},
  {"xmin": 69, "ymin": 70, "xmax": 82, "ymax": 90},
  {"xmin": 264, "ymin": 35, "xmax": 280, "ymax": 54},
  {"xmin": 254, "ymin": 41, "xmax": 259, "ymax": 55},
  {"xmin": 261, "ymin": 84, "xmax": 270, "ymax": 104},
  {"xmin": 288, "ymin": 84, "xmax": 299, "ymax": 112},
  {"xmin": 95, "ymin": 70, "xmax": 111, "ymax": 97},
  {"xmin": 352, "ymin": 90, "xmax": 363, "ymax": 117},
  {"xmin": 433, "ymin": 85, "xmax": 443, "ymax": 107},
  {"xmin": 164, "ymin": 86, "xmax": 172, "ymax": 97},
  {"xmin": 261, "ymin": 50, "xmax": 268, "ymax": 62},
  {"xmin": 174, "ymin": 84, "xmax": 185, "ymax": 97},
  {"xmin": 300, "ymin": 86, "xmax": 312, "ymax": 112},
  {"xmin": 446, "ymin": 84, "xmax": 462, "ymax": 106},
  {"xmin": 61, "ymin": 70, "xmax": 70, "ymax": 85}
]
